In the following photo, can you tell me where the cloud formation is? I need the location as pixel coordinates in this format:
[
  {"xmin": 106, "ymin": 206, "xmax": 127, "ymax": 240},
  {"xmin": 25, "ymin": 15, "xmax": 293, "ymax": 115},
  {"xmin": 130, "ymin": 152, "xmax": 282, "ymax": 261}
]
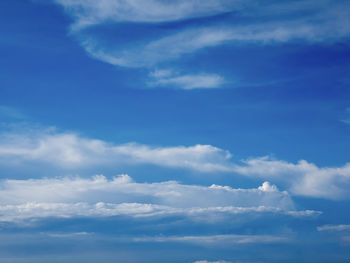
[
  {"xmin": 54, "ymin": 0, "xmax": 241, "ymax": 30},
  {"xmin": 133, "ymin": 234, "xmax": 288, "ymax": 245},
  {"xmin": 1, "ymin": 129, "xmax": 350, "ymax": 199},
  {"xmin": 48, "ymin": 0, "xmax": 349, "ymax": 89},
  {"xmin": 0, "ymin": 130, "xmax": 233, "ymax": 172},
  {"xmin": 0, "ymin": 174, "xmax": 313, "ymax": 223},
  {"xmin": 235, "ymin": 157, "xmax": 350, "ymax": 199},
  {"xmin": 317, "ymin": 224, "xmax": 350, "ymax": 232},
  {"xmin": 149, "ymin": 69, "xmax": 224, "ymax": 90},
  {"xmin": 55, "ymin": 1, "xmax": 350, "ymax": 64}
]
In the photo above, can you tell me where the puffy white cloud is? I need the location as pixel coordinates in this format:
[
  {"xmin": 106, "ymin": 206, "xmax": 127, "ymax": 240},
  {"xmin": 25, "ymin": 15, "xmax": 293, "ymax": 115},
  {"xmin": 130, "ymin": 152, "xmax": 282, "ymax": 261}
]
[
  {"xmin": 234, "ymin": 157, "xmax": 350, "ymax": 199},
  {"xmin": 0, "ymin": 174, "xmax": 320, "ymax": 223},
  {"xmin": 0, "ymin": 173, "xmax": 292, "ymax": 207},
  {"xmin": 0, "ymin": 131, "xmax": 233, "ymax": 172},
  {"xmin": 1, "ymin": 129, "xmax": 350, "ymax": 200}
]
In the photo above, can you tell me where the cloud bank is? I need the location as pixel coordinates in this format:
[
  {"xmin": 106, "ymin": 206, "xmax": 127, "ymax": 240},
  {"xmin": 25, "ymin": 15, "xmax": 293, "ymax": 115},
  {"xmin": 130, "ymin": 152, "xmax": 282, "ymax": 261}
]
[
  {"xmin": 0, "ymin": 131, "xmax": 233, "ymax": 172},
  {"xmin": 0, "ymin": 174, "xmax": 317, "ymax": 223},
  {"xmin": 1, "ymin": 130, "xmax": 350, "ymax": 199}
]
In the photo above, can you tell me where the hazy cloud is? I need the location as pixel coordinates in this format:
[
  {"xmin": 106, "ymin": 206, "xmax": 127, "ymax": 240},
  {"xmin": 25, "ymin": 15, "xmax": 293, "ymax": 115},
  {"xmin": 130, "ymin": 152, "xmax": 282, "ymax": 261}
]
[
  {"xmin": 317, "ymin": 224, "xmax": 350, "ymax": 232},
  {"xmin": 149, "ymin": 69, "xmax": 225, "ymax": 89}
]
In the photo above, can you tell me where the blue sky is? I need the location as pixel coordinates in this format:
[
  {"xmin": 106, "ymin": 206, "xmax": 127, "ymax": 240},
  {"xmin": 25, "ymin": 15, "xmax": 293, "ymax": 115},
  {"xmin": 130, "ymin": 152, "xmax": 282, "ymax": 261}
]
[{"xmin": 1, "ymin": 0, "xmax": 350, "ymax": 262}]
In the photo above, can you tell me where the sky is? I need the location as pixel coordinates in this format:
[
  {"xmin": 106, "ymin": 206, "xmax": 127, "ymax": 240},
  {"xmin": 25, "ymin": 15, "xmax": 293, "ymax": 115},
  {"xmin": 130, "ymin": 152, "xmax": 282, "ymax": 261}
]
[{"xmin": 1, "ymin": 0, "xmax": 350, "ymax": 262}]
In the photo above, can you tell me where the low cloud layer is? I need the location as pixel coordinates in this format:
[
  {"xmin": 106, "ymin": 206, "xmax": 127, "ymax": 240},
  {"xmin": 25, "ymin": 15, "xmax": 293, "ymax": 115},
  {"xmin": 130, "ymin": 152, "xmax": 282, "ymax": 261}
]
[
  {"xmin": 1, "ymin": 130, "xmax": 350, "ymax": 200},
  {"xmin": 0, "ymin": 131, "xmax": 232, "ymax": 172},
  {"xmin": 0, "ymin": 174, "xmax": 319, "ymax": 223},
  {"xmin": 236, "ymin": 157, "xmax": 350, "ymax": 199}
]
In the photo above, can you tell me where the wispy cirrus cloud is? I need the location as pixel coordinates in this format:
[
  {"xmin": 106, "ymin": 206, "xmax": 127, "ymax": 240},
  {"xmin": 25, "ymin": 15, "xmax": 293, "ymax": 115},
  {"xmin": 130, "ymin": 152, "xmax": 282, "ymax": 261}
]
[
  {"xmin": 48, "ymin": 0, "xmax": 349, "ymax": 90},
  {"xmin": 149, "ymin": 69, "xmax": 225, "ymax": 89},
  {"xmin": 54, "ymin": 0, "xmax": 350, "ymax": 64},
  {"xmin": 341, "ymin": 107, "xmax": 350, "ymax": 125},
  {"xmin": 317, "ymin": 224, "xmax": 350, "ymax": 232},
  {"xmin": 54, "ymin": 0, "xmax": 243, "ymax": 30},
  {"xmin": 133, "ymin": 234, "xmax": 289, "ymax": 246},
  {"xmin": 80, "ymin": 29, "xmax": 229, "ymax": 89}
]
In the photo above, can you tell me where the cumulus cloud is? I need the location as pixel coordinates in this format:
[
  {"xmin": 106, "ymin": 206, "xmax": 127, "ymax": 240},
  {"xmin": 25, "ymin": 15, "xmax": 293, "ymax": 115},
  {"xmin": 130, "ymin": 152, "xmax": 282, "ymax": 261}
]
[
  {"xmin": 1, "ymin": 129, "xmax": 350, "ymax": 199},
  {"xmin": 0, "ymin": 174, "xmax": 321, "ymax": 223},
  {"xmin": 234, "ymin": 157, "xmax": 350, "ymax": 199},
  {"xmin": 1, "ymin": 174, "xmax": 293, "ymax": 208},
  {"xmin": 0, "ymin": 130, "xmax": 233, "ymax": 172}
]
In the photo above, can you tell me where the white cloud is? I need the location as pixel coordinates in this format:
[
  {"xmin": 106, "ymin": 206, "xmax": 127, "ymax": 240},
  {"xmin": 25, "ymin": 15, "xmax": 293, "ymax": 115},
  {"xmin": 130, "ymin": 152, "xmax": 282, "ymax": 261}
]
[
  {"xmin": 54, "ymin": 0, "xmax": 243, "ymax": 30},
  {"xmin": 234, "ymin": 157, "xmax": 350, "ymax": 200},
  {"xmin": 133, "ymin": 234, "xmax": 289, "ymax": 245},
  {"xmin": 0, "ymin": 174, "xmax": 321, "ymax": 223},
  {"xmin": 80, "ymin": 13, "xmax": 350, "ymax": 68},
  {"xmin": 79, "ymin": 28, "xmax": 235, "ymax": 68},
  {"xmin": 1, "ymin": 129, "xmax": 350, "ymax": 200},
  {"xmin": 45, "ymin": 0, "xmax": 350, "ymax": 93},
  {"xmin": 0, "ymin": 130, "xmax": 233, "ymax": 172},
  {"xmin": 0, "ymin": 174, "xmax": 293, "ymax": 208},
  {"xmin": 51, "ymin": 0, "xmax": 350, "ymax": 70},
  {"xmin": 46, "ymin": 232, "xmax": 90, "ymax": 238},
  {"xmin": 317, "ymin": 225, "xmax": 350, "ymax": 232},
  {"xmin": 149, "ymin": 69, "xmax": 225, "ymax": 89}
]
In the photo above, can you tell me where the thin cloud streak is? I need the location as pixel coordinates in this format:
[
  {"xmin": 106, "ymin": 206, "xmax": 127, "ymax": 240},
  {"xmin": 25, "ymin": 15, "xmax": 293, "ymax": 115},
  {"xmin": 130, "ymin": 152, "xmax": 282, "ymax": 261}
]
[
  {"xmin": 133, "ymin": 234, "xmax": 289, "ymax": 245},
  {"xmin": 149, "ymin": 69, "xmax": 225, "ymax": 89},
  {"xmin": 51, "ymin": 0, "xmax": 350, "ymax": 90},
  {"xmin": 317, "ymin": 224, "xmax": 350, "ymax": 232}
]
